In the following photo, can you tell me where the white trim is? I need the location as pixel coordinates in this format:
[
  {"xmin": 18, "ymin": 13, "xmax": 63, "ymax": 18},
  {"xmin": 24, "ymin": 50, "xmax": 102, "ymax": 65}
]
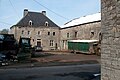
[
  {"xmin": 45, "ymin": 21, "xmax": 49, "ymax": 26},
  {"xmin": 29, "ymin": 20, "xmax": 32, "ymax": 26},
  {"xmin": 68, "ymin": 40, "xmax": 99, "ymax": 43}
]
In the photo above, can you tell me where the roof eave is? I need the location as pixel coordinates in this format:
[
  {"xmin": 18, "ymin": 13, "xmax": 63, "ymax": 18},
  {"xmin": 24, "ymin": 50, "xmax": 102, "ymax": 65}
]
[{"xmin": 61, "ymin": 20, "xmax": 101, "ymax": 29}]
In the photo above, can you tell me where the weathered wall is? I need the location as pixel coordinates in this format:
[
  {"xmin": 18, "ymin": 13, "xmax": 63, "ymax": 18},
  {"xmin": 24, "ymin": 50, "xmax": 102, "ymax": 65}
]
[
  {"xmin": 10, "ymin": 26, "xmax": 60, "ymax": 50},
  {"xmin": 60, "ymin": 21, "xmax": 101, "ymax": 50},
  {"xmin": 101, "ymin": 0, "xmax": 120, "ymax": 80}
]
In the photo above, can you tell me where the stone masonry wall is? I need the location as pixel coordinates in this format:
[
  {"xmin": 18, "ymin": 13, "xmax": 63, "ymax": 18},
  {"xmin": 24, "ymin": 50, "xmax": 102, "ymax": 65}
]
[
  {"xmin": 60, "ymin": 21, "xmax": 101, "ymax": 50},
  {"xmin": 101, "ymin": 0, "xmax": 120, "ymax": 80},
  {"xmin": 10, "ymin": 26, "xmax": 60, "ymax": 51}
]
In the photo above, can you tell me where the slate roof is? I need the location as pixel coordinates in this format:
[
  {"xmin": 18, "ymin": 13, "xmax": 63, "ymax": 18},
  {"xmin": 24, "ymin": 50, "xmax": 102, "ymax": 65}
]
[{"xmin": 15, "ymin": 11, "xmax": 59, "ymax": 28}]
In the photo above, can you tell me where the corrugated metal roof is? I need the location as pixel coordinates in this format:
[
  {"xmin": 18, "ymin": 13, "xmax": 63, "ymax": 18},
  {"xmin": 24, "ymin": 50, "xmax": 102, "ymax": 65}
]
[{"xmin": 61, "ymin": 13, "xmax": 101, "ymax": 28}]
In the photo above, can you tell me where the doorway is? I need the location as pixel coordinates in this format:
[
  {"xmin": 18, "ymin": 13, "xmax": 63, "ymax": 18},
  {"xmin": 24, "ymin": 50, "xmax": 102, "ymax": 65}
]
[{"xmin": 37, "ymin": 39, "xmax": 41, "ymax": 47}]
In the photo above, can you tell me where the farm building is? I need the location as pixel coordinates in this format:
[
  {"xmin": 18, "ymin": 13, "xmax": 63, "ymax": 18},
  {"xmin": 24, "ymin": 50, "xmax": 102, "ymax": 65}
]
[
  {"xmin": 9, "ymin": 9, "xmax": 101, "ymax": 51},
  {"xmin": 60, "ymin": 13, "xmax": 101, "ymax": 51}
]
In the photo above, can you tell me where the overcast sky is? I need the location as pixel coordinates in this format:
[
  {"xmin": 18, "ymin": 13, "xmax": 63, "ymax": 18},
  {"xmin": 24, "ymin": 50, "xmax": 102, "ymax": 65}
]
[{"xmin": 0, "ymin": 0, "xmax": 100, "ymax": 30}]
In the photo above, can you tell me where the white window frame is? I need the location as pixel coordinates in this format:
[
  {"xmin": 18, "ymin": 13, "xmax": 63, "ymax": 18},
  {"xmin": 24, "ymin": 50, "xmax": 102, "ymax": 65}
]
[
  {"xmin": 50, "ymin": 40, "xmax": 54, "ymax": 47},
  {"xmin": 45, "ymin": 21, "xmax": 49, "ymax": 26},
  {"xmin": 29, "ymin": 20, "xmax": 32, "ymax": 26}
]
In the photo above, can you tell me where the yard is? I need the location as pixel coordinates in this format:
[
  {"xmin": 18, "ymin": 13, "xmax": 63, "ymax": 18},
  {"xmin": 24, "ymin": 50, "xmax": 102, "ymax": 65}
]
[
  {"xmin": 0, "ymin": 51, "xmax": 100, "ymax": 68},
  {"xmin": 33, "ymin": 51, "xmax": 100, "ymax": 63}
]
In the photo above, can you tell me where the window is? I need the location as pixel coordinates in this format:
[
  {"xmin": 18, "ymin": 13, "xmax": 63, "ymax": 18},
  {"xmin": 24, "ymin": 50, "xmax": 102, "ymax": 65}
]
[
  {"xmin": 37, "ymin": 41, "xmax": 41, "ymax": 47},
  {"xmin": 90, "ymin": 31, "xmax": 94, "ymax": 38},
  {"xmin": 50, "ymin": 40, "xmax": 54, "ymax": 46},
  {"xmin": 48, "ymin": 32, "xmax": 50, "ymax": 35},
  {"xmin": 29, "ymin": 20, "xmax": 32, "ymax": 26},
  {"xmin": 0, "ymin": 35, "xmax": 4, "ymax": 40},
  {"xmin": 99, "ymin": 33, "xmax": 102, "ymax": 43},
  {"xmin": 22, "ymin": 39, "xmax": 29, "ymax": 44},
  {"xmin": 67, "ymin": 33, "xmax": 69, "ymax": 38},
  {"xmin": 75, "ymin": 32, "xmax": 77, "ymax": 38},
  {"xmin": 22, "ymin": 30, "xmax": 24, "ymax": 34},
  {"xmin": 45, "ymin": 21, "xmax": 48, "ymax": 26},
  {"xmin": 53, "ymin": 32, "xmax": 55, "ymax": 36},
  {"xmin": 0, "ymin": 34, "xmax": 14, "ymax": 40},
  {"xmin": 28, "ymin": 31, "xmax": 30, "ymax": 35},
  {"xmin": 37, "ymin": 39, "xmax": 41, "ymax": 40},
  {"xmin": 91, "ymin": 32, "xmax": 94, "ymax": 35},
  {"xmin": 38, "ymin": 31, "xmax": 40, "ymax": 35}
]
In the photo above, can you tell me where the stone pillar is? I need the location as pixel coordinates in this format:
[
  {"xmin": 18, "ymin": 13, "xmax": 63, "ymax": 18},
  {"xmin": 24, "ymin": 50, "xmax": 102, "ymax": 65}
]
[{"xmin": 101, "ymin": 0, "xmax": 120, "ymax": 80}]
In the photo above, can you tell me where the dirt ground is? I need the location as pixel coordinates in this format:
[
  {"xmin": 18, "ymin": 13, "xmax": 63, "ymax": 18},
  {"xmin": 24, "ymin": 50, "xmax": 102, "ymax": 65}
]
[
  {"xmin": 0, "ymin": 51, "xmax": 100, "ymax": 68},
  {"xmin": 33, "ymin": 51, "xmax": 100, "ymax": 63}
]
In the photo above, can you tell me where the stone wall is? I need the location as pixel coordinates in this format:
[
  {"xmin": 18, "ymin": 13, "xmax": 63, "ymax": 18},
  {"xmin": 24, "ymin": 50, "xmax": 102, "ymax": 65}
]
[
  {"xmin": 101, "ymin": 0, "xmax": 120, "ymax": 80},
  {"xmin": 60, "ymin": 21, "xmax": 101, "ymax": 50},
  {"xmin": 10, "ymin": 26, "xmax": 60, "ymax": 50}
]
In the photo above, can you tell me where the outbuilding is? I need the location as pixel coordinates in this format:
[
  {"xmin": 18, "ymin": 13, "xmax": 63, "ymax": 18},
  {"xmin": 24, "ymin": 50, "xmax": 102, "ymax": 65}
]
[{"xmin": 68, "ymin": 40, "xmax": 99, "ymax": 54}]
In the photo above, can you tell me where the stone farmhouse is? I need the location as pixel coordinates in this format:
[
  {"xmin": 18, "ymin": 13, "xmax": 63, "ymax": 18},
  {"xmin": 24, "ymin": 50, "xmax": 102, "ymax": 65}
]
[
  {"xmin": 10, "ymin": 9, "xmax": 101, "ymax": 51},
  {"xmin": 10, "ymin": 9, "xmax": 60, "ymax": 50}
]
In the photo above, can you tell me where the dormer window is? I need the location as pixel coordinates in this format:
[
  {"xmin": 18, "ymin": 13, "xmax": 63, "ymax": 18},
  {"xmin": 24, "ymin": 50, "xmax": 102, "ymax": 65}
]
[
  {"xmin": 45, "ymin": 21, "xmax": 48, "ymax": 26},
  {"xmin": 29, "ymin": 20, "xmax": 32, "ymax": 26}
]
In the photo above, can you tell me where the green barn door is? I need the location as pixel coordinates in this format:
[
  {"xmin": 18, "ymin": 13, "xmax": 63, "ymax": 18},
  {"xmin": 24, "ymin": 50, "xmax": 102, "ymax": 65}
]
[{"xmin": 80, "ymin": 43, "xmax": 89, "ymax": 52}]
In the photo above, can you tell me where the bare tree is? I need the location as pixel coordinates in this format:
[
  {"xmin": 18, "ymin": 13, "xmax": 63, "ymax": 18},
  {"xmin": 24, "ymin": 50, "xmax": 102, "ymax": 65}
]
[{"xmin": 0, "ymin": 29, "xmax": 9, "ymax": 34}]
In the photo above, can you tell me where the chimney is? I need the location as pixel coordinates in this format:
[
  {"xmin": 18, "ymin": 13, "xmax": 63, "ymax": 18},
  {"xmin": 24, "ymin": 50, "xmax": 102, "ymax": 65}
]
[
  {"xmin": 24, "ymin": 9, "xmax": 28, "ymax": 17},
  {"xmin": 42, "ymin": 11, "xmax": 46, "ymax": 16}
]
